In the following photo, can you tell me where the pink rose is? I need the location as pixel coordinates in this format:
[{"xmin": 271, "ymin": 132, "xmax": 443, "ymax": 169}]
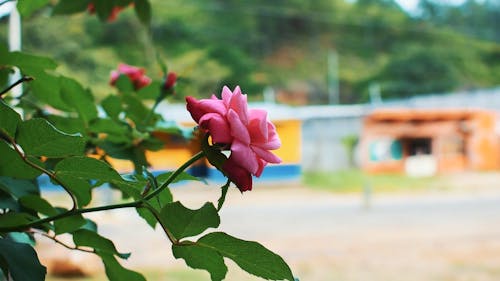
[
  {"xmin": 110, "ymin": 63, "xmax": 152, "ymax": 90},
  {"xmin": 186, "ymin": 86, "xmax": 281, "ymax": 191}
]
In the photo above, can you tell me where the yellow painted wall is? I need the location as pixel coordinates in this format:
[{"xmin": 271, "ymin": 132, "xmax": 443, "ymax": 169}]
[{"xmin": 272, "ymin": 119, "xmax": 301, "ymax": 164}]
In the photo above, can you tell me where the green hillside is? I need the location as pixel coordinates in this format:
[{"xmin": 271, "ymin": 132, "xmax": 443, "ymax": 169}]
[{"xmin": 1, "ymin": 0, "xmax": 499, "ymax": 104}]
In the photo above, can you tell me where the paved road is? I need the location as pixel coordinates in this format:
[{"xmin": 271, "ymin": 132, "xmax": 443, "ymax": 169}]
[{"xmin": 38, "ymin": 183, "xmax": 500, "ymax": 281}]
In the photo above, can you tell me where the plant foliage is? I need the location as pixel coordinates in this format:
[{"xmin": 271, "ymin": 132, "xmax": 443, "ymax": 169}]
[{"xmin": 0, "ymin": 1, "xmax": 294, "ymax": 280}]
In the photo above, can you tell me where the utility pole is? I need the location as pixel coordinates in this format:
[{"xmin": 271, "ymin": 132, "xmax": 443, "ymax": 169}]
[
  {"xmin": 327, "ymin": 50, "xmax": 339, "ymax": 105},
  {"xmin": 369, "ymin": 82, "xmax": 382, "ymax": 105},
  {"xmin": 8, "ymin": 2, "xmax": 22, "ymax": 98}
]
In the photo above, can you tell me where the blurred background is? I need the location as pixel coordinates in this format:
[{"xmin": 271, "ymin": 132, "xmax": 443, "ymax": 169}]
[
  {"xmin": 1, "ymin": 0, "xmax": 499, "ymax": 103},
  {"xmin": 1, "ymin": 0, "xmax": 500, "ymax": 280}
]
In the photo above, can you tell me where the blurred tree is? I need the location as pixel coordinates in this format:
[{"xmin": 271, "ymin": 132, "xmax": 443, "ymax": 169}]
[
  {"xmin": 376, "ymin": 47, "xmax": 459, "ymax": 98},
  {"xmin": 1, "ymin": 0, "xmax": 498, "ymax": 103}
]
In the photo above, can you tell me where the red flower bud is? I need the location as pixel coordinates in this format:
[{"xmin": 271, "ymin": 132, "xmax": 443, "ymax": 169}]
[
  {"xmin": 87, "ymin": 3, "xmax": 96, "ymax": 14},
  {"xmin": 163, "ymin": 72, "xmax": 177, "ymax": 91}
]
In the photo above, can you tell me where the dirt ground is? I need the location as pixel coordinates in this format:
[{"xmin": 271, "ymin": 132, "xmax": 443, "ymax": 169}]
[{"xmin": 37, "ymin": 172, "xmax": 500, "ymax": 281}]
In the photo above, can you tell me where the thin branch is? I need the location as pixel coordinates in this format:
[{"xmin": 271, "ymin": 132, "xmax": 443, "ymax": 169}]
[
  {"xmin": 0, "ymin": 76, "xmax": 33, "ymax": 98},
  {"xmin": 141, "ymin": 203, "xmax": 178, "ymax": 245},
  {"xmin": 8, "ymin": 138, "xmax": 79, "ymax": 211},
  {"xmin": 143, "ymin": 151, "xmax": 205, "ymax": 201},
  {"xmin": 0, "ymin": 201, "xmax": 142, "ymax": 232},
  {"xmin": 142, "ymin": 94, "xmax": 163, "ymax": 126},
  {"xmin": 30, "ymin": 230, "xmax": 94, "ymax": 254}
]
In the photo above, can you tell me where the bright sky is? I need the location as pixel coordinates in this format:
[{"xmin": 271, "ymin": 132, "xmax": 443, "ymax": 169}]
[{"xmin": 395, "ymin": 0, "xmax": 466, "ymax": 12}]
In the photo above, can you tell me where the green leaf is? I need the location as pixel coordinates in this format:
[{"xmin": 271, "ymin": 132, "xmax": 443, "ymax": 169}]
[
  {"xmin": 160, "ymin": 201, "xmax": 220, "ymax": 240},
  {"xmin": 140, "ymin": 136, "xmax": 165, "ymax": 151},
  {"xmin": 29, "ymin": 73, "xmax": 69, "ymax": 111},
  {"xmin": 0, "ymin": 194, "xmax": 19, "ymax": 212},
  {"xmin": 19, "ymin": 195, "xmax": 57, "ymax": 216},
  {"xmin": 89, "ymin": 118, "xmax": 129, "ymax": 137},
  {"xmin": 54, "ymin": 213, "xmax": 86, "ymax": 235},
  {"xmin": 0, "ymin": 238, "xmax": 46, "ymax": 281},
  {"xmin": 16, "ymin": 119, "xmax": 85, "ymax": 158},
  {"xmin": 173, "ymin": 243, "xmax": 227, "ymax": 281},
  {"xmin": 198, "ymin": 232, "xmax": 294, "ymax": 281},
  {"xmin": 217, "ymin": 180, "xmax": 230, "ymax": 211},
  {"xmin": 0, "ymin": 140, "xmax": 42, "ymax": 179},
  {"xmin": 134, "ymin": 0, "xmax": 151, "ymax": 25},
  {"xmin": 114, "ymin": 74, "xmax": 134, "ymax": 93},
  {"xmin": 145, "ymin": 172, "xmax": 173, "ymax": 210},
  {"xmin": 52, "ymin": 175, "xmax": 92, "ymax": 207},
  {"xmin": 81, "ymin": 218, "xmax": 98, "ymax": 232},
  {"xmin": 4, "ymin": 51, "xmax": 57, "ymax": 75},
  {"xmin": 1, "ymin": 52, "xmax": 56, "ymax": 96},
  {"xmin": 0, "ymin": 100, "xmax": 21, "ymax": 139},
  {"xmin": 54, "ymin": 156, "xmax": 123, "ymax": 182},
  {"xmin": 0, "ymin": 68, "xmax": 12, "ymax": 93},
  {"xmin": 136, "ymin": 207, "xmax": 156, "ymax": 228},
  {"xmin": 99, "ymin": 253, "xmax": 146, "ymax": 281},
  {"xmin": 95, "ymin": 141, "xmax": 134, "ymax": 159},
  {"xmin": 7, "ymin": 232, "xmax": 35, "ymax": 246},
  {"xmin": 110, "ymin": 180, "xmax": 143, "ymax": 199},
  {"xmin": 136, "ymin": 80, "xmax": 161, "ymax": 99},
  {"xmin": 153, "ymin": 120, "xmax": 183, "ymax": 136},
  {"xmin": 116, "ymin": 0, "xmax": 134, "ymax": 6},
  {"xmin": 0, "ymin": 177, "xmax": 39, "ymax": 198},
  {"xmin": 155, "ymin": 53, "xmax": 168, "ymax": 76},
  {"xmin": 54, "ymin": 156, "xmax": 142, "ymax": 200},
  {"xmin": 121, "ymin": 94, "xmax": 150, "ymax": 126},
  {"xmin": 46, "ymin": 115, "xmax": 86, "ymax": 135},
  {"xmin": 94, "ymin": 0, "xmax": 115, "ymax": 22},
  {"xmin": 150, "ymin": 185, "xmax": 172, "ymax": 208},
  {"xmin": 201, "ymin": 134, "xmax": 228, "ymax": 172},
  {"xmin": 52, "ymin": 0, "xmax": 91, "ymax": 15},
  {"xmin": 16, "ymin": 0, "xmax": 51, "ymax": 18},
  {"xmin": 137, "ymin": 175, "xmax": 173, "ymax": 228},
  {"xmin": 73, "ymin": 229, "xmax": 130, "ymax": 259},
  {"xmin": 59, "ymin": 76, "xmax": 98, "ymax": 124},
  {"xmin": 0, "ymin": 212, "xmax": 35, "ymax": 229},
  {"xmin": 101, "ymin": 95, "xmax": 123, "ymax": 119},
  {"xmin": 156, "ymin": 171, "xmax": 203, "ymax": 185}
]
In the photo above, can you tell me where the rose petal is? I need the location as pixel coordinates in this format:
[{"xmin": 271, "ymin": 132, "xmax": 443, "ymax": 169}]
[
  {"xmin": 255, "ymin": 158, "xmax": 266, "ymax": 177},
  {"xmin": 227, "ymin": 109, "xmax": 250, "ymax": 144},
  {"xmin": 230, "ymin": 140, "xmax": 259, "ymax": 175},
  {"xmin": 248, "ymin": 109, "xmax": 268, "ymax": 143},
  {"xmin": 134, "ymin": 75, "xmax": 152, "ymax": 90},
  {"xmin": 222, "ymin": 86, "xmax": 248, "ymax": 125},
  {"xmin": 255, "ymin": 122, "xmax": 281, "ymax": 149},
  {"xmin": 186, "ymin": 96, "xmax": 226, "ymax": 123},
  {"xmin": 251, "ymin": 145, "xmax": 282, "ymax": 164},
  {"xmin": 223, "ymin": 158, "xmax": 253, "ymax": 192},
  {"xmin": 221, "ymin": 86, "xmax": 233, "ymax": 106},
  {"xmin": 199, "ymin": 113, "xmax": 232, "ymax": 144},
  {"xmin": 109, "ymin": 71, "xmax": 120, "ymax": 85}
]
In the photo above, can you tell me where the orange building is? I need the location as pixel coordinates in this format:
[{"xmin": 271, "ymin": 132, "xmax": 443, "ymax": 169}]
[{"xmin": 359, "ymin": 108, "xmax": 500, "ymax": 176}]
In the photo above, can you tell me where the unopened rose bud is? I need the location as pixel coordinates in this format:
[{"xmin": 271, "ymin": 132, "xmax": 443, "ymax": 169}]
[{"xmin": 163, "ymin": 72, "xmax": 177, "ymax": 91}]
